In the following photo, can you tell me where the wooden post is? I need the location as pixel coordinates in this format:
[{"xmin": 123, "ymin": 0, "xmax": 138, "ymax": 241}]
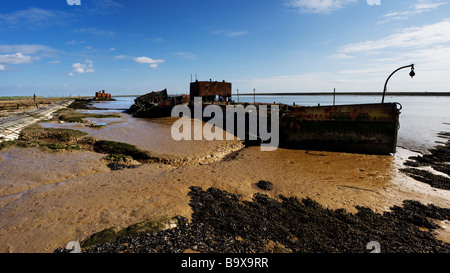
[
  {"xmin": 253, "ymin": 88, "xmax": 256, "ymax": 104},
  {"xmin": 333, "ymin": 88, "xmax": 336, "ymax": 106}
]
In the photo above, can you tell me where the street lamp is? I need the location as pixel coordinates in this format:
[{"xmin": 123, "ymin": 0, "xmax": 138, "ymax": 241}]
[{"xmin": 382, "ymin": 64, "xmax": 415, "ymax": 103}]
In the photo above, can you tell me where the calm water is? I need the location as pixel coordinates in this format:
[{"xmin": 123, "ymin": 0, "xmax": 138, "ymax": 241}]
[
  {"xmin": 91, "ymin": 97, "xmax": 137, "ymax": 110},
  {"xmin": 94, "ymin": 95, "xmax": 450, "ymax": 154},
  {"xmin": 239, "ymin": 95, "xmax": 450, "ymax": 153}
]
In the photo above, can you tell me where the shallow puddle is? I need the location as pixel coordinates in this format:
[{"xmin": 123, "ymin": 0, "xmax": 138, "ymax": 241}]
[{"xmin": 41, "ymin": 112, "xmax": 242, "ymax": 161}]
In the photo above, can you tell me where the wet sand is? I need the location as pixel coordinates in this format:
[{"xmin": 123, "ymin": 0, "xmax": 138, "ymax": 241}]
[
  {"xmin": 0, "ymin": 148, "xmax": 109, "ymax": 199},
  {"xmin": 0, "ymin": 104, "xmax": 449, "ymax": 252},
  {"xmin": 0, "ymin": 143, "xmax": 449, "ymax": 252},
  {"xmin": 41, "ymin": 111, "xmax": 243, "ymax": 163}
]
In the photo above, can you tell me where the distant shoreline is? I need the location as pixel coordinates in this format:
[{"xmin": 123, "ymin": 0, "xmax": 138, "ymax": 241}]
[
  {"xmin": 236, "ymin": 92, "xmax": 450, "ymax": 96},
  {"xmin": 3, "ymin": 92, "xmax": 450, "ymax": 99}
]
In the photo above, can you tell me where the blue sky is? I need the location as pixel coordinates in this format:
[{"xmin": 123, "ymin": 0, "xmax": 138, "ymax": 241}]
[{"xmin": 1, "ymin": 0, "xmax": 450, "ymax": 96}]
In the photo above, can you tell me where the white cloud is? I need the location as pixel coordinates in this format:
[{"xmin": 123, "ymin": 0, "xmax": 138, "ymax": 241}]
[
  {"xmin": 173, "ymin": 52, "xmax": 197, "ymax": 60},
  {"xmin": 340, "ymin": 19, "xmax": 450, "ymax": 54},
  {"xmin": 210, "ymin": 30, "xmax": 248, "ymax": 38},
  {"xmin": 0, "ymin": 52, "xmax": 32, "ymax": 65},
  {"xmin": 326, "ymin": 53, "xmax": 354, "ymax": 59},
  {"xmin": 0, "ymin": 7, "xmax": 75, "ymax": 28},
  {"xmin": 380, "ymin": 0, "xmax": 446, "ymax": 23},
  {"xmin": 69, "ymin": 60, "xmax": 94, "ymax": 76},
  {"xmin": 94, "ymin": 0, "xmax": 124, "ymax": 10},
  {"xmin": 326, "ymin": 19, "xmax": 450, "ymax": 92},
  {"xmin": 0, "ymin": 44, "xmax": 58, "ymax": 57},
  {"xmin": 225, "ymin": 31, "xmax": 248, "ymax": 38},
  {"xmin": 90, "ymin": 0, "xmax": 124, "ymax": 14},
  {"xmin": 134, "ymin": 56, "xmax": 164, "ymax": 68},
  {"xmin": 0, "ymin": 45, "xmax": 59, "ymax": 70},
  {"xmin": 286, "ymin": 0, "xmax": 358, "ymax": 14},
  {"xmin": 234, "ymin": 72, "xmax": 347, "ymax": 92},
  {"xmin": 114, "ymin": 55, "xmax": 165, "ymax": 68},
  {"xmin": 114, "ymin": 55, "xmax": 132, "ymax": 60},
  {"xmin": 0, "ymin": 64, "xmax": 5, "ymax": 71},
  {"xmin": 66, "ymin": 40, "xmax": 85, "ymax": 45},
  {"xmin": 47, "ymin": 60, "xmax": 61, "ymax": 64},
  {"xmin": 73, "ymin": 28, "xmax": 116, "ymax": 37}
]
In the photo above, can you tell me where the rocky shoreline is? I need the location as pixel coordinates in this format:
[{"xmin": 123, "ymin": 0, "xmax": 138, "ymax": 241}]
[
  {"xmin": 400, "ymin": 131, "xmax": 450, "ymax": 190},
  {"xmin": 54, "ymin": 125, "xmax": 450, "ymax": 254},
  {"xmin": 55, "ymin": 186, "xmax": 450, "ymax": 253},
  {"xmin": 1, "ymin": 99, "xmax": 449, "ymax": 253}
]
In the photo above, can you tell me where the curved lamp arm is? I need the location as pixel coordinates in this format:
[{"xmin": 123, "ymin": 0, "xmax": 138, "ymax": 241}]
[{"xmin": 382, "ymin": 64, "xmax": 415, "ymax": 103}]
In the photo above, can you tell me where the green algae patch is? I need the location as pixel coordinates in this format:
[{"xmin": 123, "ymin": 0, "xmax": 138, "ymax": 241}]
[
  {"xmin": 43, "ymin": 143, "xmax": 81, "ymax": 150},
  {"xmin": 0, "ymin": 139, "xmax": 35, "ymax": 150},
  {"xmin": 93, "ymin": 140, "xmax": 153, "ymax": 161},
  {"xmin": 20, "ymin": 126, "xmax": 88, "ymax": 142},
  {"xmin": 81, "ymin": 227, "xmax": 122, "ymax": 249},
  {"xmin": 0, "ymin": 124, "xmax": 88, "ymax": 151},
  {"xmin": 58, "ymin": 109, "xmax": 120, "ymax": 123},
  {"xmin": 104, "ymin": 153, "xmax": 133, "ymax": 163},
  {"xmin": 81, "ymin": 219, "xmax": 168, "ymax": 249}
]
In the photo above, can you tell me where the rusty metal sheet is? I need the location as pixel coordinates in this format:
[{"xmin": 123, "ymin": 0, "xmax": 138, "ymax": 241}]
[{"xmin": 279, "ymin": 103, "xmax": 401, "ymax": 154}]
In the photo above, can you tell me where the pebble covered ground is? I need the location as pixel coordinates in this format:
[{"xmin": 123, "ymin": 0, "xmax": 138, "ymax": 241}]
[
  {"xmin": 56, "ymin": 186, "xmax": 450, "ymax": 253},
  {"xmin": 401, "ymin": 131, "xmax": 450, "ymax": 190}
]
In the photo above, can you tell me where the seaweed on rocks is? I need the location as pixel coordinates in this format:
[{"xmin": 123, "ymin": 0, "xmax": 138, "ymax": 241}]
[
  {"xmin": 56, "ymin": 187, "xmax": 450, "ymax": 253},
  {"xmin": 256, "ymin": 180, "xmax": 273, "ymax": 191},
  {"xmin": 93, "ymin": 140, "xmax": 152, "ymax": 161},
  {"xmin": 107, "ymin": 162, "xmax": 140, "ymax": 171},
  {"xmin": 67, "ymin": 99, "xmax": 95, "ymax": 110},
  {"xmin": 400, "ymin": 130, "xmax": 450, "ymax": 190},
  {"xmin": 400, "ymin": 168, "xmax": 450, "ymax": 190}
]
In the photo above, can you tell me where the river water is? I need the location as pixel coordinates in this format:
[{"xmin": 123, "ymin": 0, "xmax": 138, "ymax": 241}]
[
  {"xmin": 1, "ymin": 94, "xmax": 449, "ymax": 252},
  {"xmin": 94, "ymin": 94, "xmax": 450, "ymax": 154}
]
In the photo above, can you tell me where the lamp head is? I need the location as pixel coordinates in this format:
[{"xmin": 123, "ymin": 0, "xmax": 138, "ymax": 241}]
[{"xmin": 409, "ymin": 64, "xmax": 415, "ymax": 78}]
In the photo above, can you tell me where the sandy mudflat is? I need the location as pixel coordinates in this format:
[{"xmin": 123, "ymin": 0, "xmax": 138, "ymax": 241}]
[
  {"xmin": 0, "ymin": 143, "xmax": 449, "ymax": 252},
  {"xmin": 41, "ymin": 113, "xmax": 243, "ymax": 163},
  {"xmin": 0, "ymin": 148, "xmax": 109, "ymax": 199},
  {"xmin": 1, "ymin": 103, "xmax": 449, "ymax": 253}
]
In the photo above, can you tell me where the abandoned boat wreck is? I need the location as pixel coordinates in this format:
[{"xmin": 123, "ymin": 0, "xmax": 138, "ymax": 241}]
[{"xmin": 127, "ymin": 80, "xmax": 401, "ymax": 155}]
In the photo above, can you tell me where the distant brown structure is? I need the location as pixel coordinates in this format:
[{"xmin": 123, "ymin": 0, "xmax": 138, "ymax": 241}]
[
  {"xmin": 94, "ymin": 90, "xmax": 111, "ymax": 100},
  {"xmin": 190, "ymin": 79, "xmax": 231, "ymax": 102}
]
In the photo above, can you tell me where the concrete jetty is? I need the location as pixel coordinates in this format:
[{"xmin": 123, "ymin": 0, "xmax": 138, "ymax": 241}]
[{"xmin": 0, "ymin": 100, "xmax": 74, "ymax": 142}]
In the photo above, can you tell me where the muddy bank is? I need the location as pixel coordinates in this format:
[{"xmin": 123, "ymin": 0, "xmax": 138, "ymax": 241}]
[
  {"xmin": 2, "ymin": 143, "xmax": 449, "ymax": 253},
  {"xmin": 66, "ymin": 99, "xmax": 96, "ymax": 110},
  {"xmin": 0, "ymin": 147, "xmax": 109, "ymax": 200},
  {"xmin": 57, "ymin": 186, "xmax": 450, "ymax": 253},
  {"xmin": 5, "ymin": 120, "xmax": 243, "ymax": 167},
  {"xmin": 400, "ymin": 131, "xmax": 450, "ymax": 190},
  {"xmin": 41, "ymin": 111, "xmax": 245, "ymax": 165},
  {"xmin": 1, "ymin": 102, "xmax": 449, "ymax": 252},
  {"xmin": 0, "ymin": 98, "xmax": 68, "ymax": 117}
]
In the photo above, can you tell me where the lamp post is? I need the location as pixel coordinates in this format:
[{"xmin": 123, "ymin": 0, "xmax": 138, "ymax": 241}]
[{"xmin": 382, "ymin": 64, "xmax": 415, "ymax": 103}]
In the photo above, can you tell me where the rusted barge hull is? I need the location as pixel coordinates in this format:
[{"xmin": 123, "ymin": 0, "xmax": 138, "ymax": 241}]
[
  {"xmin": 126, "ymin": 88, "xmax": 401, "ymax": 154},
  {"xmin": 279, "ymin": 103, "xmax": 401, "ymax": 154}
]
